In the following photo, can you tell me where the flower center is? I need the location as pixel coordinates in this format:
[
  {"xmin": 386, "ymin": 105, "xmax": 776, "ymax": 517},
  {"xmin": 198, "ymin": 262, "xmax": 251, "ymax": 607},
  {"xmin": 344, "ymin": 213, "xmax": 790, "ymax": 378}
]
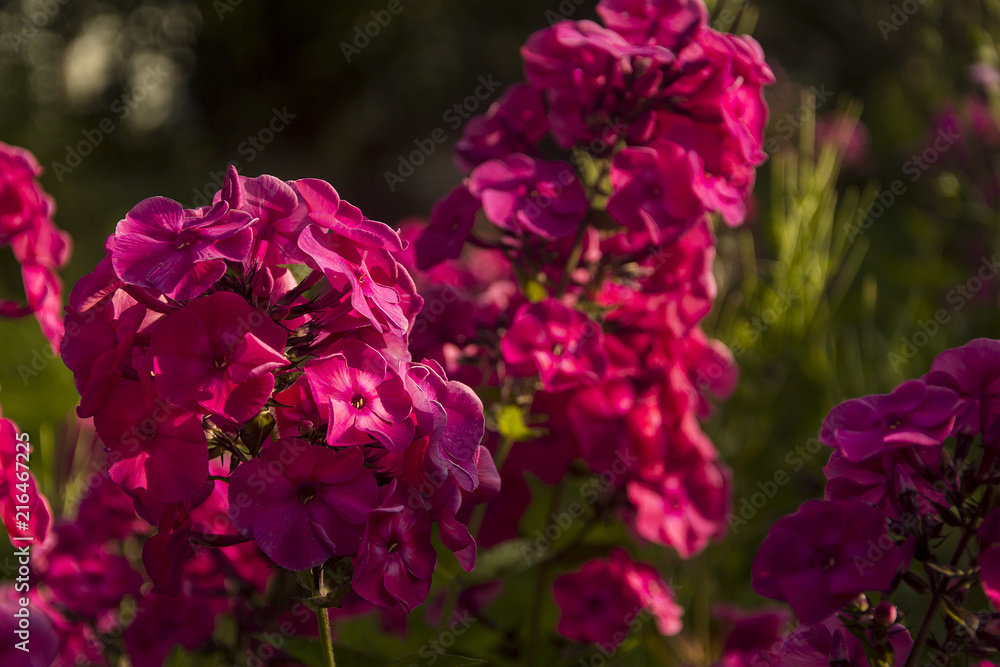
[
  {"xmin": 552, "ymin": 343, "xmax": 565, "ymax": 356},
  {"xmin": 137, "ymin": 418, "xmax": 157, "ymax": 442},
  {"xmin": 386, "ymin": 538, "xmax": 400, "ymax": 555},
  {"xmin": 213, "ymin": 353, "xmax": 229, "ymax": 370},
  {"xmin": 298, "ymin": 484, "xmax": 317, "ymax": 504},
  {"xmin": 351, "ymin": 394, "xmax": 366, "ymax": 410}
]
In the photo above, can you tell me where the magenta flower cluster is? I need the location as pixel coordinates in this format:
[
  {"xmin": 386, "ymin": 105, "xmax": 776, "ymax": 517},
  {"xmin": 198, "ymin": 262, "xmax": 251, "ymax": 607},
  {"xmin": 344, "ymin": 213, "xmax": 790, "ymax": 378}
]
[
  {"xmin": 0, "ymin": 142, "xmax": 71, "ymax": 350},
  {"xmin": 750, "ymin": 338, "xmax": 1000, "ymax": 664},
  {"xmin": 403, "ymin": 0, "xmax": 771, "ymax": 652},
  {"xmin": 57, "ymin": 166, "xmax": 496, "ymax": 623}
]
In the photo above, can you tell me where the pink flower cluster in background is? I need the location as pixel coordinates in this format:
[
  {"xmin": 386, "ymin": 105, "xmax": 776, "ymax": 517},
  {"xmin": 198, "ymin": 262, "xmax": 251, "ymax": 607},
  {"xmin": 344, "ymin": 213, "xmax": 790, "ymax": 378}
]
[
  {"xmin": 405, "ymin": 0, "xmax": 772, "ymax": 651},
  {"xmin": 0, "ymin": 142, "xmax": 71, "ymax": 350}
]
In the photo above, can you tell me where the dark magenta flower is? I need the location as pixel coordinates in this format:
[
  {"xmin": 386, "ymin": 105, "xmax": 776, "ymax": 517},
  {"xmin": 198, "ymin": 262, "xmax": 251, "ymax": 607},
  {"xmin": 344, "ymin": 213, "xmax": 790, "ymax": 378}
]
[
  {"xmin": 455, "ymin": 83, "xmax": 550, "ymax": 172},
  {"xmin": 219, "ymin": 167, "xmax": 309, "ymax": 267},
  {"xmin": 63, "ymin": 295, "xmax": 151, "ymax": 418},
  {"xmin": 553, "ymin": 549, "xmax": 681, "ymax": 646},
  {"xmin": 0, "ymin": 142, "xmax": 49, "ymax": 243},
  {"xmin": 0, "ymin": 418, "xmax": 51, "ymax": 543},
  {"xmin": 124, "ymin": 591, "xmax": 218, "ymax": 667},
  {"xmin": 597, "ymin": 0, "xmax": 707, "ymax": 50},
  {"xmin": 752, "ymin": 499, "xmax": 901, "ymax": 624},
  {"xmin": 501, "ymin": 299, "xmax": 608, "ymax": 391},
  {"xmin": 979, "ymin": 509, "xmax": 1000, "ymax": 608},
  {"xmin": 150, "ymin": 291, "xmax": 288, "ymax": 424},
  {"xmin": 111, "ymin": 196, "xmax": 253, "ymax": 300},
  {"xmin": 819, "ymin": 380, "xmax": 961, "ymax": 461},
  {"xmin": 404, "ymin": 360, "xmax": 486, "ymax": 492},
  {"xmin": 924, "ymin": 338, "xmax": 1000, "ymax": 438},
  {"xmin": 415, "ymin": 185, "xmax": 481, "ymax": 271},
  {"xmin": 92, "ymin": 376, "xmax": 209, "ymax": 506},
  {"xmin": 823, "ymin": 447, "xmax": 946, "ymax": 519},
  {"xmin": 711, "ymin": 605, "xmax": 791, "ymax": 667},
  {"xmin": 352, "ymin": 480, "xmax": 437, "ymax": 612},
  {"xmin": 0, "ymin": 589, "xmax": 58, "ymax": 667},
  {"xmin": 468, "ymin": 154, "xmax": 587, "ymax": 240},
  {"xmin": 521, "ymin": 20, "xmax": 672, "ymax": 147},
  {"xmin": 762, "ymin": 615, "xmax": 912, "ymax": 667},
  {"xmin": 227, "ymin": 438, "xmax": 378, "ymax": 571},
  {"xmin": 305, "ymin": 340, "xmax": 415, "ymax": 452},
  {"xmin": 44, "ymin": 547, "xmax": 142, "ymax": 619}
]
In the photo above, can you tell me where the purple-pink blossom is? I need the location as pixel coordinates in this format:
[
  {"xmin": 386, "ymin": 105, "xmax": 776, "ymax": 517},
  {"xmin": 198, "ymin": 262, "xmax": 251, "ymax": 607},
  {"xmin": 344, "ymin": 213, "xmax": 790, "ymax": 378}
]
[
  {"xmin": 752, "ymin": 499, "xmax": 902, "ymax": 624},
  {"xmin": 227, "ymin": 438, "xmax": 378, "ymax": 571}
]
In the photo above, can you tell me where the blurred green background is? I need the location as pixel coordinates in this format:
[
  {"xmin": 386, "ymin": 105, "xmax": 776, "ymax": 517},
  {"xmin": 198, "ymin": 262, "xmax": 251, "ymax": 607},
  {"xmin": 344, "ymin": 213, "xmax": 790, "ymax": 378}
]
[{"xmin": 3, "ymin": 0, "xmax": 1000, "ymax": 662}]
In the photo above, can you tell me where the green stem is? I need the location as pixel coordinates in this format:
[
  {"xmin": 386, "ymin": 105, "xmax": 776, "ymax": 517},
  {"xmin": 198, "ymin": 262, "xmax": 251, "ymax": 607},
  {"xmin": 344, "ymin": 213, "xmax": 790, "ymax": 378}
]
[
  {"xmin": 314, "ymin": 567, "xmax": 337, "ymax": 667},
  {"xmin": 904, "ymin": 486, "xmax": 993, "ymax": 667},
  {"xmin": 526, "ymin": 482, "xmax": 565, "ymax": 666}
]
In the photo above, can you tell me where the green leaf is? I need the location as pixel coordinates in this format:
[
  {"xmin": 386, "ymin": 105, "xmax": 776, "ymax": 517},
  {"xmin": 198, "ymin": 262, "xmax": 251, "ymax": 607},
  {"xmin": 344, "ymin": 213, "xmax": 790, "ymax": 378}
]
[
  {"xmin": 239, "ymin": 410, "xmax": 277, "ymax": 456},
  {"xmin": 274, "ymin": 369, "xmax": 305, "ymax": 393},
  {"xmin": 463, "ymin": 537, "xmax": 534, "ymax": 585},
  {"xmin": 384, "ymin": 654, "xmax": 487, "ymax": 666},
  {"xmin": 496, "ymin": 405, "xmax": 540, "ymax": 443},
  {"xmin": 524, "ymin": 278, "xmax": 548, "ymax": 303}
]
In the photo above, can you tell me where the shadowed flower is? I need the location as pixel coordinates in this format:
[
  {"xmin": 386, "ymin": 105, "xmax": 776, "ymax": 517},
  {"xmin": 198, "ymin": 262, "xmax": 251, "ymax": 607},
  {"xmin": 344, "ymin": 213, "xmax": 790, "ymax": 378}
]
[
  {"xmin": 227, "ymin": 439, "xmax": 378, "ymax": 571},
  {"xmin": 924, "ymin": 338, "xmax": 1000, "ymax": 440},
  {"xmin": 752, "ymin": 499, "xmax": 901, "ymax": 624},
  {"xmin": 819, "ymin": 380, "xmax": 961, "ymax": 462},
  {"xmin": 92, "ymin": 376, "xmax": 209, "ymax": 506},
  {"xmin": 352, "ymin": 480, "xmax": 437, "ymax": 612}
]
